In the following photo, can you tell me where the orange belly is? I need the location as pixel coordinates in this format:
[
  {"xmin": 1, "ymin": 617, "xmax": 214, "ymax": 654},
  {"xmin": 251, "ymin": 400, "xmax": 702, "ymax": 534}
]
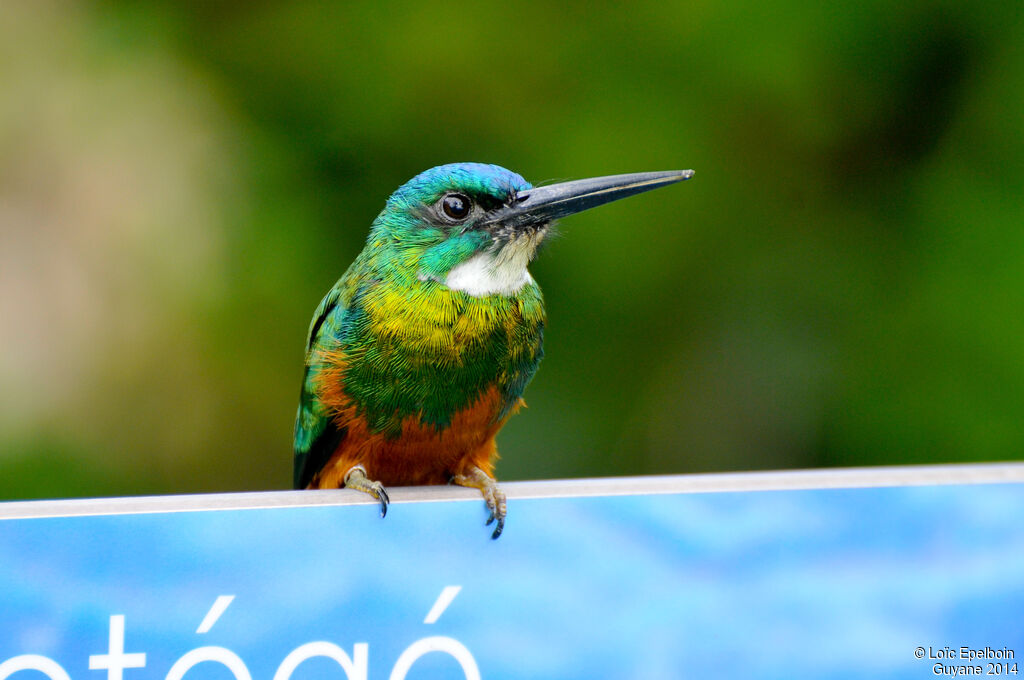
[{"xmin": 309, "ymin": 384, "xmax": 520, "ymax": 489}]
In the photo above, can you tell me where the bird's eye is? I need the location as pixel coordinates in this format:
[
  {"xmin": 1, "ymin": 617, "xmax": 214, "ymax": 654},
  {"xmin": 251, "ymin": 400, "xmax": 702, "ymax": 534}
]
[{"xmin": 440, "ymin": 193, "xmax": 472, "ymax": 221}]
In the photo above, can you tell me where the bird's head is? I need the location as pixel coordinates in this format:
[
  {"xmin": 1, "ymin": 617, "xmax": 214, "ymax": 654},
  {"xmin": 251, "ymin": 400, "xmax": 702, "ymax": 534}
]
[{"xmin": 368, "ymin": 162, "xmax": 693, "ymax": 296}]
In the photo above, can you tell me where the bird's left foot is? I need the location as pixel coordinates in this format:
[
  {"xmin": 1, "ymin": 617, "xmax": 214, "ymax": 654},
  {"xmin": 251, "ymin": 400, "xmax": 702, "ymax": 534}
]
[
  {"xmin": 452, "ymin": 466, "xmax": 507, "ymax": 539},
  {"xmin": 343, "ymin": 465, "xmax": 390, "ymax": 518}
]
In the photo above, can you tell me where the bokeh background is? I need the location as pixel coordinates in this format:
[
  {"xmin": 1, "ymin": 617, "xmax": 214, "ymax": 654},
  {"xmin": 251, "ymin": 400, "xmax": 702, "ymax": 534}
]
[{"xmin": 1, "ymin": 0, "xmax": 1021, "ymax": 500}]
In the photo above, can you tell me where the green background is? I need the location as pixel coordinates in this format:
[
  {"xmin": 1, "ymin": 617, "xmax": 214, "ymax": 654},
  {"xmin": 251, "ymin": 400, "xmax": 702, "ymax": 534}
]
[{"xmin": 1, "ymin": 0, "xmax": 1021, "ymax": 499}]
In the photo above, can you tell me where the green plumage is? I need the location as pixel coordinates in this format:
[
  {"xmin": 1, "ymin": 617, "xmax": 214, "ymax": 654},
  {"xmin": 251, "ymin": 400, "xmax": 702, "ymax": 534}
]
[{"xmin": 291, "ymin": 162, "xmax": 692, "ymax": 538}]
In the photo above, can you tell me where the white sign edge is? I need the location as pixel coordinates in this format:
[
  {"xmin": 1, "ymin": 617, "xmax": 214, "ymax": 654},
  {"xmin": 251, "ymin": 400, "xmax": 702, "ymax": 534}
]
[{"xmin": 1, "ymin": 462, "xmax": 1022, "ymax": 520}]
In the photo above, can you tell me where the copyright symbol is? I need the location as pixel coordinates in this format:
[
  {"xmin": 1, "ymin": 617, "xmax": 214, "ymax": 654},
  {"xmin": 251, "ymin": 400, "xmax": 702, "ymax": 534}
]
[{"xmin": 915, "ymin": 647, "xmax": 926, "ymax": 658}]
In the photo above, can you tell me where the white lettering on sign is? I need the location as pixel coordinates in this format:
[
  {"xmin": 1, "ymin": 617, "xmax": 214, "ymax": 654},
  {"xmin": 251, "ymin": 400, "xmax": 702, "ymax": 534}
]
[
  {"xmin": 1, "ymin": 588, "xmax": 480, "ymax": 679},
  {"xmin": 389, "ymin": 636, "xmax": 481, "ymax": 680},
  {"xmin": 273, "ymin": 642, "xmax": 369, "ymax": 680},
  {"xmin": 88, "ymin": 616, "xmax": 146, "ymax": 680},
  {"xmin": 424, "ymin": 585, "xmax": 462, "ymax": 624},
  {"xmin": 196, "ymin": 595, "xmax": 235, "ymax": 634},
  {"xmin": 0, "ymin": 655, "xmax": 72, "ymax": 680},
  {"xmin": 165, "ymin": 647, "xmax": 252, "ymax": 680}
]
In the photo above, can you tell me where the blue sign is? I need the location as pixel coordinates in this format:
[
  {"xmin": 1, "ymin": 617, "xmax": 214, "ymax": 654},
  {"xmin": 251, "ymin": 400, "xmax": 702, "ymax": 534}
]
[{"xmin": 1, "ymin": 474, "xmax": 1022, "ymax": 679}]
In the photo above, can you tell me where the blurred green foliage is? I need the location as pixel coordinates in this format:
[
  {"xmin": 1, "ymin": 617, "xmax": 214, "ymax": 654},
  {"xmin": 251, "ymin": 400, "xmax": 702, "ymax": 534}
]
[{"xmin": 1, "ymin": 0, "xmax": 1021, "ymax": 500}]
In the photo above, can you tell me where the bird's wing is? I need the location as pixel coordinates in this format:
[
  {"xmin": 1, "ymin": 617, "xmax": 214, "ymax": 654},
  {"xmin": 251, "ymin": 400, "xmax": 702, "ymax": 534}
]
[{"xmin": 293, "ymin": 280, "xmax": 351, "ymax": 489}]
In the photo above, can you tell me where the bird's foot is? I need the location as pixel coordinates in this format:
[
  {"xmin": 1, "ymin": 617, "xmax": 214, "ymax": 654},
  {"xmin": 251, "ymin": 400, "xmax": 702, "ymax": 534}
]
[
  {"xmin": 451, "ymin": 466, "xmax": 507, "ymax": 539},
  {"xmin": 343, "ymin": 465, "xmax": 390, "ymax": 518}
]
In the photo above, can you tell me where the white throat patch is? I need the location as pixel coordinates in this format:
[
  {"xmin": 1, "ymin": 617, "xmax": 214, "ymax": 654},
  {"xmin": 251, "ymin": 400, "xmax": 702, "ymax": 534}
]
[
  {"xmin": 441, "ymin": 232, "xmax": 544, "ymax": 297},
  {"xmin": 444, "ymin": 250, "xmax": 534, "ymax": 297}
]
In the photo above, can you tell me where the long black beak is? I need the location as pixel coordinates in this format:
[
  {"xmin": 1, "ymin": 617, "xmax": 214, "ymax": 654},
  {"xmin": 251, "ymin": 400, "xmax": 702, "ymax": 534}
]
[{"xmin": 482, "ymin": 169, "xmax": 694, "ymax": 228}]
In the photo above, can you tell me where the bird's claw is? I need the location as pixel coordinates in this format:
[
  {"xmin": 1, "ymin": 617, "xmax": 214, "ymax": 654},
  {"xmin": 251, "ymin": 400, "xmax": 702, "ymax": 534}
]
[
  {"xmin": 486, "ymin": 494, "xmax": 506, "ymax": 539},
  {"xmin": 375, "ymin": 484, "xmax": 390, "ymax": 518},
  {"xmin": 488, "ymin": 514, "xmax": 505, "ymax": 540},
  {"xmin": 452, "ymin": 466, "xmax": 506, "ymax": 539},
  {"xmin": 344, "ymin": 465, "xmax": 390, "ymax": 518}
]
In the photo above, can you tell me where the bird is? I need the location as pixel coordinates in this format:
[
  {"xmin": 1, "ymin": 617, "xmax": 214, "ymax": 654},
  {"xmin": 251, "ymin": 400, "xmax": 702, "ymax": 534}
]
[{"xmin": 294, "ymin": 163, "xmax": 694, "ymax": 538}]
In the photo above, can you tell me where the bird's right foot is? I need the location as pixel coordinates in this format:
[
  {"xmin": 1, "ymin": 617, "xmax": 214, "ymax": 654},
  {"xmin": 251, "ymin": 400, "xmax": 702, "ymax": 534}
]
[{"xmin": 343, "ymin": 465, "xmax": 390, "ymax": 518}]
